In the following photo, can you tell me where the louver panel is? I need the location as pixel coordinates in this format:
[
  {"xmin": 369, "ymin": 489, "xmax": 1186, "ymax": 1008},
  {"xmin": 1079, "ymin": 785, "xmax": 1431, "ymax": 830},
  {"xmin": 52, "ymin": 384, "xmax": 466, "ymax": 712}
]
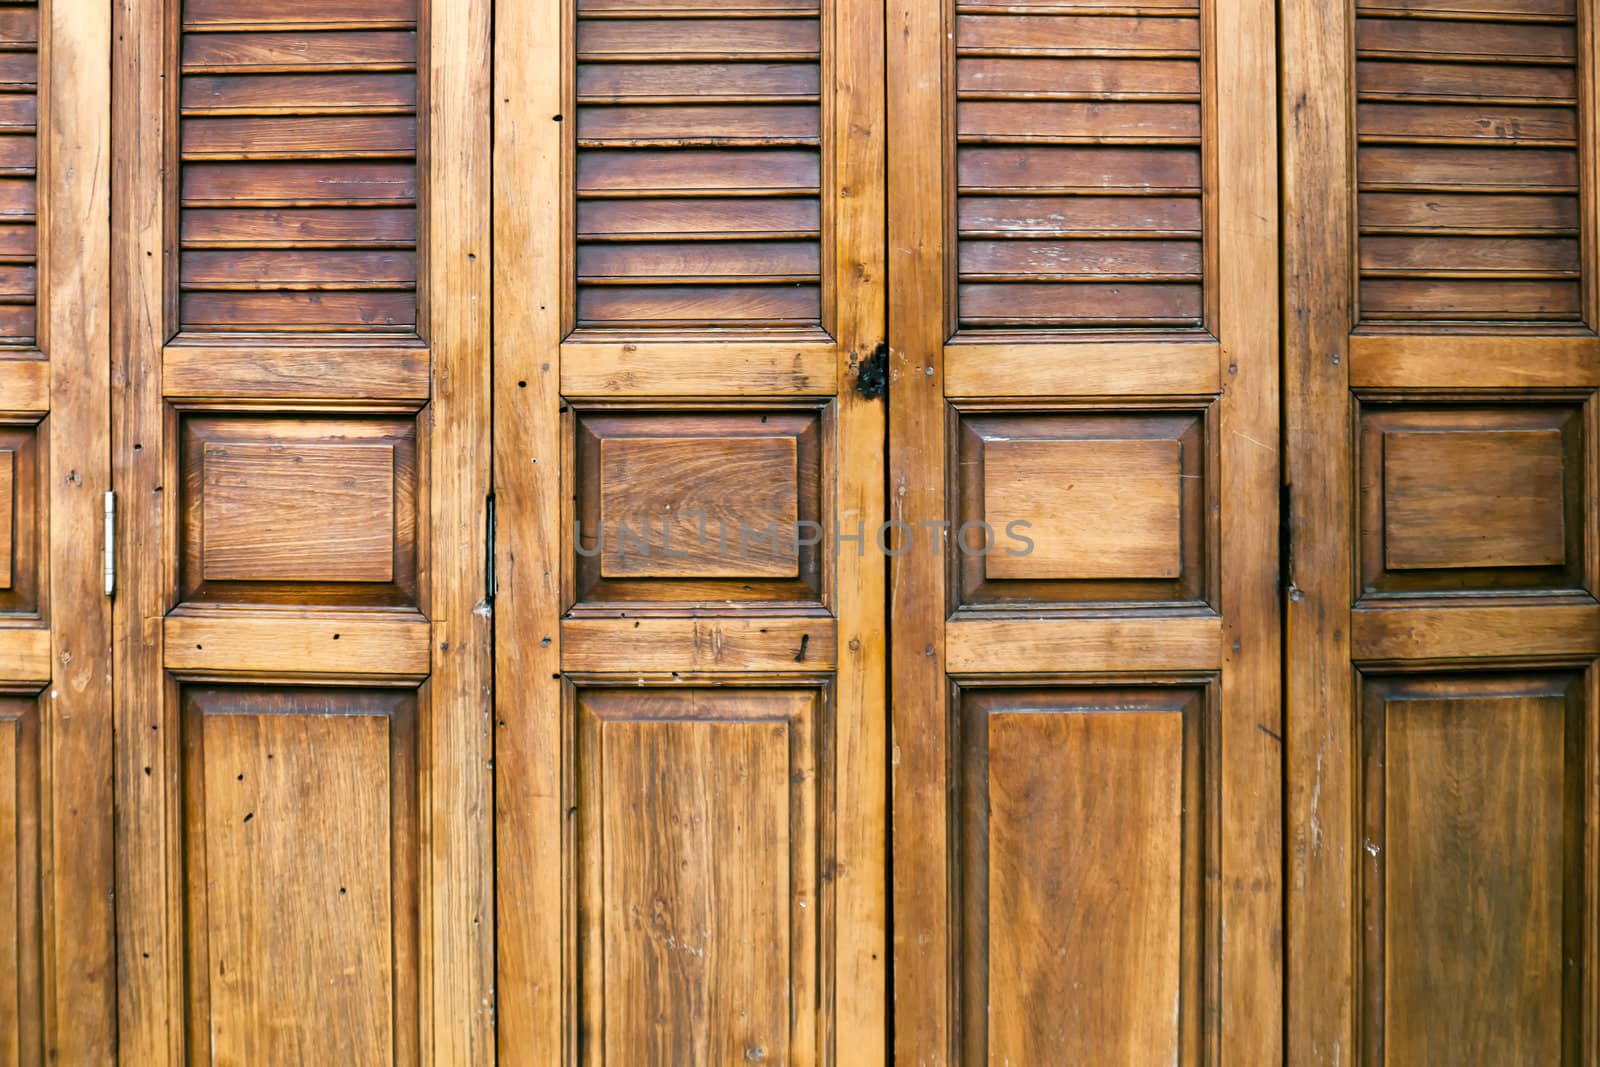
[
  {"xmin": 178, "ymin": 1, "xmax": 420, "ymax": 333},
  {"xmin": 1355, "ymin": 1, "xmax": 1584, "ymax": 323},
  {"xmin": 953, "ymin": 1, "xmax": 1204, "ymax": 333},
  {"xmin": 0, "ymin": 1, "xmax": 36, "ymax": 347},
  {"xmin": 573, "ymin": 0, "xmax": 824, "ymax": 332}
]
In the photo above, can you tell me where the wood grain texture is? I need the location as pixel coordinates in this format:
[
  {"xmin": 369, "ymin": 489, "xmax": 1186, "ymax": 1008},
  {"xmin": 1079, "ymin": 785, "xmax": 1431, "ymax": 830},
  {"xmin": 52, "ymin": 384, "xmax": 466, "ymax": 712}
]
[
  {"xmin": 0, "ymin": 696, "xmax": 41, "ymax": 1067},
  {"xmin": 561, "ymin": 617, "xmax": 836, "ymax": 673},
  {"xmin": 575, "ymin": 687, "xmax": 822, "ymax": 1066},
  {"xmin": 944, "ymin": 340, "xmax": 1220, "ymax": 397},
  {"xmin": 177, "ymin": 6, "xmax": 419, "ymax": 334},
  {"xmin": 163, "ymin": 615, "xmax": 432, "ymax": 678},
  {"xmin": 559, "ymin": 341, "xmax": 837, "ymax": 397},
  {"xmin": 161, "ymin": 343, "xmax": 431, "ymax": 400},
  {"xmin": 1361, "ymin": 672, "xmax": 1585, "ymax": 1065},
  {"xmin": 0, "ymin": 0, "xmax": 38, "ymax": 348}
]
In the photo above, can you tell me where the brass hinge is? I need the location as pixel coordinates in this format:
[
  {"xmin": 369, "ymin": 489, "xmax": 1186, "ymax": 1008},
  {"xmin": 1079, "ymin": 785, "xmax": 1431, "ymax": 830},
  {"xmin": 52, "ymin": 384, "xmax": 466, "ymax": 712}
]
[{"xmin": 103, "ymin": 491, "xmax": 115, "ymax": 597}]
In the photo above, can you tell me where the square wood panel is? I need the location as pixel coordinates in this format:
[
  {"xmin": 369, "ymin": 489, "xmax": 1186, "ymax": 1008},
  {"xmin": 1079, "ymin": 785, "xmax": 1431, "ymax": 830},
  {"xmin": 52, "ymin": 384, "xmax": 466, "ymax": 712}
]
[
  {"xmin": 952, "ymin": 407, "xmax": 1209, "ymax": 610},
  {"xmin": 180, "ymin": 686, "xmax": 419, "ymax": 1064},
  {"xmin": 572, "ymin": 405, "xmax": 828, "ymax": 610},
  {"xmin": 179, "ymin": 412, "xmax": 420, "ymax": 609},
  {"xmin": 1359, "ymin": 403, "xmax": 1586, "ymax": 597},
  {"xmin": 0, "ymin": 421, "xmax": 40, "ymax": 617},
  {"xmin": 572, "ymin": 684, "xmax": 829, "ymax": 1066},
  {"xmin": 1360, "ymin": 671, "xmax": 1588, "ymax": 1064},
  {"xmin": 955, "ymin": 684, "xmax": 1212, "ymax": 1064}
]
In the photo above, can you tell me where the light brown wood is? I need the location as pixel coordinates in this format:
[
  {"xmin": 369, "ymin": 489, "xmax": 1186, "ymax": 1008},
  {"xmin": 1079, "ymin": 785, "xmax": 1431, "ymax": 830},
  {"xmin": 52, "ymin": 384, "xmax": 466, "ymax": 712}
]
[
  {"xmin": 0, "ymin": 359, "xmax": 46, "ymax": 412},
  {"xmin": 163, "ymin": 615, "xmax": 431, "ymax": 678},
  {"xmin": 162, "ymin": 343, "xmax": 430, "ymax": 400},
  {"xmin": 947, "ymin": 616, "xmax": 1222, "ymax": 675},
  {"xmin": 562, "ymin": 617, "xmax": 837, "ymax": 674},
  {"xmin": 1352, "ymin": 604, "xmax": 1600, "ymax": 663},
  {"xmin": 1350, "ymin": 335, "xmax": 1600, "ymax": 390},
  {"xmin": 560, "ymin": 341, "xmax": 837, "ymax": 397},
  {"xmin": 0, "ymin": 630, "xmax": 48, "ymax": 683},
  {"xmin": 944, "ymin": 340, "xmax": 1221, "ymax": 398}
]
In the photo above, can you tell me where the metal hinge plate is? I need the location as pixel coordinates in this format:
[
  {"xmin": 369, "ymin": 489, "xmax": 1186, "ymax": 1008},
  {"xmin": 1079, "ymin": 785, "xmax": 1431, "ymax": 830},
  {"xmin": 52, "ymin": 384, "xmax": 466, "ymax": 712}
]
[{"xmin": 104, "ymin": 491, "xmax": 115, "ymax": 597}]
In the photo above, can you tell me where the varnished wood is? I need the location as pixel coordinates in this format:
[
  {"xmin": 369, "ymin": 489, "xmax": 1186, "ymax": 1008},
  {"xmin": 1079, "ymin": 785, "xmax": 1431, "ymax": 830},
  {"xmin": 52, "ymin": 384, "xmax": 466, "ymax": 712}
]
[
  {"xmin": 561, "ymin": 617, "xmax": 837, "ymax": 673},
  {"xmin": 0, "ymin": 629, "xmax": 47, "ymax": 683},
  {"xmin": 0, "ymin": 359, "xmax": 46, "ymax": 412},
  {"xmin": 161, "ymin": 342, "xmax": 431, "ymax": 400},
  {"xmin": 163, "ymin": 615, "xmax": 432, "ymax": 679},
  {"xmin": 947, "ymin": 616, "xmax": 1223, "ymax": 674},
  {"xmin": 944, "ymin": 339, "xmax": 1220, "ymax": 396}
]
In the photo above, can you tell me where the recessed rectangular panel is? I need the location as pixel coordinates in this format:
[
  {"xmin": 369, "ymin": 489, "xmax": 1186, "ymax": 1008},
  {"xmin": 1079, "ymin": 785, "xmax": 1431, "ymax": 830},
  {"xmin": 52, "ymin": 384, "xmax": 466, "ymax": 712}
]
[
  {"xmin": 1362, "ymin": 672, "xmax": 1583, "ymax": 1064},
  {"xmin": 0, "ymin": 449, "xmax": 12, "ymax": 590},
  {"xmin": 573, "ymin": 407, "xmax": 826, "ymax": 607},
  {"xmin": 1383, "ymin": 428, "xmax": 1565, "ymax": 570},
  {"xmin": 958, "ymin": 686, "xmax": 1204, "ymax": 1065},
  {"xmin": 201, "ymin": 442, "xmax": 396, "ymax": 582},
  {"xmin": 598, "ymin": 436, "xmax": 799, "ymax": 578},
  {"xmin": 575, "ymin": 687, "xmax": 822, "ymax": 1067},
  {"xmin": 180, "ymin": 414, "xmax": 419, "ymax": 608},
  {"xmin": 983, "ymin": 438, "xmax": 1181, "ymax": 580},
  {"xmin": 184, "ymin": 687, "xmax": 417, "ymax": 1066},
  {"xmin": 953, "ymin": 3, "xmax": 1205, "ymax": 334},
  {"xmin": 954, "ymin": 408, "xmax": 1207, "ymax": 608},
  {"xmin": 177, "ymin": 0, "xmax": 420, "ymax": 335},
  {"xmin": 1359, "ymin": 404, "xmax": 1584, "ymax": 596},
  {"xmin": 0, "ymin": 423, "xmax": 39, "ymax": 616},
  {"xmin": 1354, "ymin": 8, "xmax": 1583, "ymax": 325}
]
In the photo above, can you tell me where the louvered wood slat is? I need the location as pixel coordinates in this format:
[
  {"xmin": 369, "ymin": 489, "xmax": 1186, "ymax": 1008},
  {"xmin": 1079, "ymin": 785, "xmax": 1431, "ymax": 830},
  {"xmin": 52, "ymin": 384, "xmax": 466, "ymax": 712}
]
[{"xmin": 0, "ymin": 0, "xmax": 35, "ymax": 344}]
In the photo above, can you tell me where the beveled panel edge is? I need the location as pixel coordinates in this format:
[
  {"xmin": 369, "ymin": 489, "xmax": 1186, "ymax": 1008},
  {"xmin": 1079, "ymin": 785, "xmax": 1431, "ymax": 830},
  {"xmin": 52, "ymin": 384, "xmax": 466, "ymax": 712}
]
[
  {"xmin": 560, "ymin": 341, "xmax": 839, "ymax": 397},
  {"xmin": 945, "ymin": 341, "xmax": 1221, "ymax": 398},
  {"xmin": 561, "ymin": 615, "xmax": 837, "ymax": 673},
  {"xmin": 946, "ymin": 614, "xmax": 1222, "ymax": 674}
]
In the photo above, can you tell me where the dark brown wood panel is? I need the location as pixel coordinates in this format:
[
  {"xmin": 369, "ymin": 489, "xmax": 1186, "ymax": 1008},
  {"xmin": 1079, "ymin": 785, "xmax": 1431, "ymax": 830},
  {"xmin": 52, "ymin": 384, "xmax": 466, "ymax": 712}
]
[
  {"xmin": 1360, "ymin": 672, "xmax": 1586, "ymax": 1065},
  {"xmin": 1355, "ymin": 2, "xmax": 1583, "ymax": 323},
  {"xmin": 178, "ymin": 0, "xmax": 419, "ymax": 334},
  {"xmin": 179, "ymin": 686, "xmax": 419, "ymax": 1065},
  {"xmin": 573, "ymin": 0, "xmax": 824, "ymax": 333},
  {"xmin": 0, "ymin": 421, "xmax": 38, "ymax": 617},
  {"xmin": 954, "ymin": 1, "xmax": 1204, "ymax": 333},
  {"xmin": 0, "ymin": 0, "xmax": 36, "ymax": 347}
]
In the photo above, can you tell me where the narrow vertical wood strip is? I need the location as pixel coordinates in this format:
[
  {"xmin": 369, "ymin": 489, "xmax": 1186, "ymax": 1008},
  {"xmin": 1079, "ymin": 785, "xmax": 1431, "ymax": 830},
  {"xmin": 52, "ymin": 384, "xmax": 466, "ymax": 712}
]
[
  {"xmin": 1213, "ymin": 0, "xmax": 1283, "ymax": 1059},
  {"xmin": 1283, "ymin": 0, "xmax": 1357, "ymax": 1061},
  {"xmin": 831, "ymin": 0, "xmax": 888, "ymax": 1054},
  {"xmin": 426, "ymin": 0, "xmax": 496, "ymax": 1055},
  {"xmin": 112, "ymin": 0, "xmax": 179, "ymax": 1054},
  {"xmin": 887, "ymin": 0, "xmax": 951, "ymax": 1058},
  {"xmin": 43, "ymin": 0, "xmax": 116, "ymax": 1055},
  {"xmin": 493, "ymin": 0, "xmax": 567, "ymax": 1058}
]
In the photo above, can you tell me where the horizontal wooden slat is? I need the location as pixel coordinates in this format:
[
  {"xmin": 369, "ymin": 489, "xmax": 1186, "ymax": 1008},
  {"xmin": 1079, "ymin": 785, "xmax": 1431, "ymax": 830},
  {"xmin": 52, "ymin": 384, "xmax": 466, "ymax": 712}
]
[
  {"xmin": 577, "ymin": 103, "xmax": 818, "ymax": 144},
  {"xmin": 956, "ymin": 14, "xmax": 1200, "ymax": 54},
  {"xmin": 577, "ymin": 18, "xmax": 820, "ymax": 57},
  {"xmin": 1359, "ymin": 191, "xmax": 1577, "ymax": 231},
  {"xmin": 1357, "ymin": 60, "xmax": 1575, "ymax": 101},
  {"xmin": 181, "ymin": 206, "xmax": 417, "ymax": 247},
  {"xmin": 1349, "ymin": 334, "xmax": 1600, "ymax": 387},
  {"xmin": 945, "ymin": 340, "xmax": 1220, "ymax": 396},
  {"xmin": 180, "ymin": 290, "xmax": 417, "ymax": 330},
  {"xmin": 182, "ymin": 161, "xmax": 417, "ymax": 205},
  {"xmin": 577, "ymin": 61, "xmax": 819, "ymax": 100},
  {"xmin": 1357, "ymin": 102, "xmax": 1575, "ymax": 143},
  {"xmin": 577, "ymin": 284, "xmax": 819, "ymax": 326},
  {"xmin": 959, "ymin": 238, "xmax": 1201, "ymax": 278},
  {"xmin": 0, "ymin": 627, "xmax": 48, "ymax": 683},
  {"xmin": 958, "ymin": 281, "xmax": 1202, "ymax": 326},
  {"xmin": 1360, "ymin": 235, "xmax": 1578, "ymax": 273},
  {"xmin": 0, "ymin": 8, "xmax": 36, "ymax": 46},
  {"xmin": 1356, "ymin": 17, "xmax": 1573, "ymax": 61},
  {"xmin": 958, "ymin": 100, "xmax": 1200, "ymax": 141},
  {"xmin": 577, "ymin": 147, "xmax": 819, "ymax": 193},
  {"xmin": 184, "ymin": 0, "xmax": 419, "ymax": 28},
  {"xmin": 182, "ymin": 115, "xmax": 416, "ymax": 159},
  {"xmin": 956, "ymin": 56, "xmax": 1199, "ymax": 96},
  {"xmin": 958, "ymin": 194, "xmax": 1200, "ymax": 234},
  {"xmin": 577, "ymin": 240, "xmax": 818, "ymax": 280},
  {"xmin": 1360, "ymin": 277, "xmax": 1579, "ymax": 317},
  {"xmin": 578, "ymin": 197, "xmax": 818, "ymax": 237},
  {"xmin": 0, "ymin": 357, "xmax": 45, "ymax": 409},
  {"xmin": 0, "ymin": 305, "xmax": 34, "ymax": 342},
  {"xmin": 1359, "ymin": 145, "xmax": 1576, "ymax": 188},
  {"xmin": 162, "ymin": 344, "xmax": 430, "ymax": 399},
  {"xmin": 163, "ymin": 615, "xmax": 430, "ymax": 677},
  {"xmin": 0, "ymin": 53, "xmax": 35, "ymax": 90},
  {"xmin": 181, "ymin": 249, "xmax": 417, "ymax": 288},
  {"xmin": 181, "ymin": 72, "xmax": 416, "ymax": 114},
  {"xmin": 560, "ymin": 340, "xmax": 835, "ymax": 395},
  {"xmin": 959, "ymin": 145, "xmax": 1200, "ymax": 191},
  {"xmin": 1351, "ymin": 603, "xmax": 1600, "ymax": 663},
  {"xmin": 1356, "ymin": 0, "xmax": 1572, "ymax": 15},
  {"xmin": 182, "ymin": 30, "xmax": 418, "ymax": 72},
  {"xmin": 562, "ymin": 617, "xmax": 836, "ymax": 672},
  {"xmin": 945, "ymin": 614, "xmax": 1222, "ymax": 674}
]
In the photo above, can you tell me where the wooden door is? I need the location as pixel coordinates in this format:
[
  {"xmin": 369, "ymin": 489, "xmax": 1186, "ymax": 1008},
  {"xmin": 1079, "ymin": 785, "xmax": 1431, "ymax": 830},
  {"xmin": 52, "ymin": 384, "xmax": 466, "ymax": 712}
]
[
  {"xmin": 111, "ymin": 0, "xmax": 495, "ymax": 1059},
  {"xmin": 886, "ymin": 0, "xmax": 1282, "ymax": 1061},
  {"xmin": 0, "ymin": 0, "xmax": 116, "ymax": 1059},
  {"xmin": 491, "ymin": 0, "xmax": 887, "ymax": 1061},
  {"xmin": 1286, "ymin": 0, "xmax": 1600, "ymax": 1061}
]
